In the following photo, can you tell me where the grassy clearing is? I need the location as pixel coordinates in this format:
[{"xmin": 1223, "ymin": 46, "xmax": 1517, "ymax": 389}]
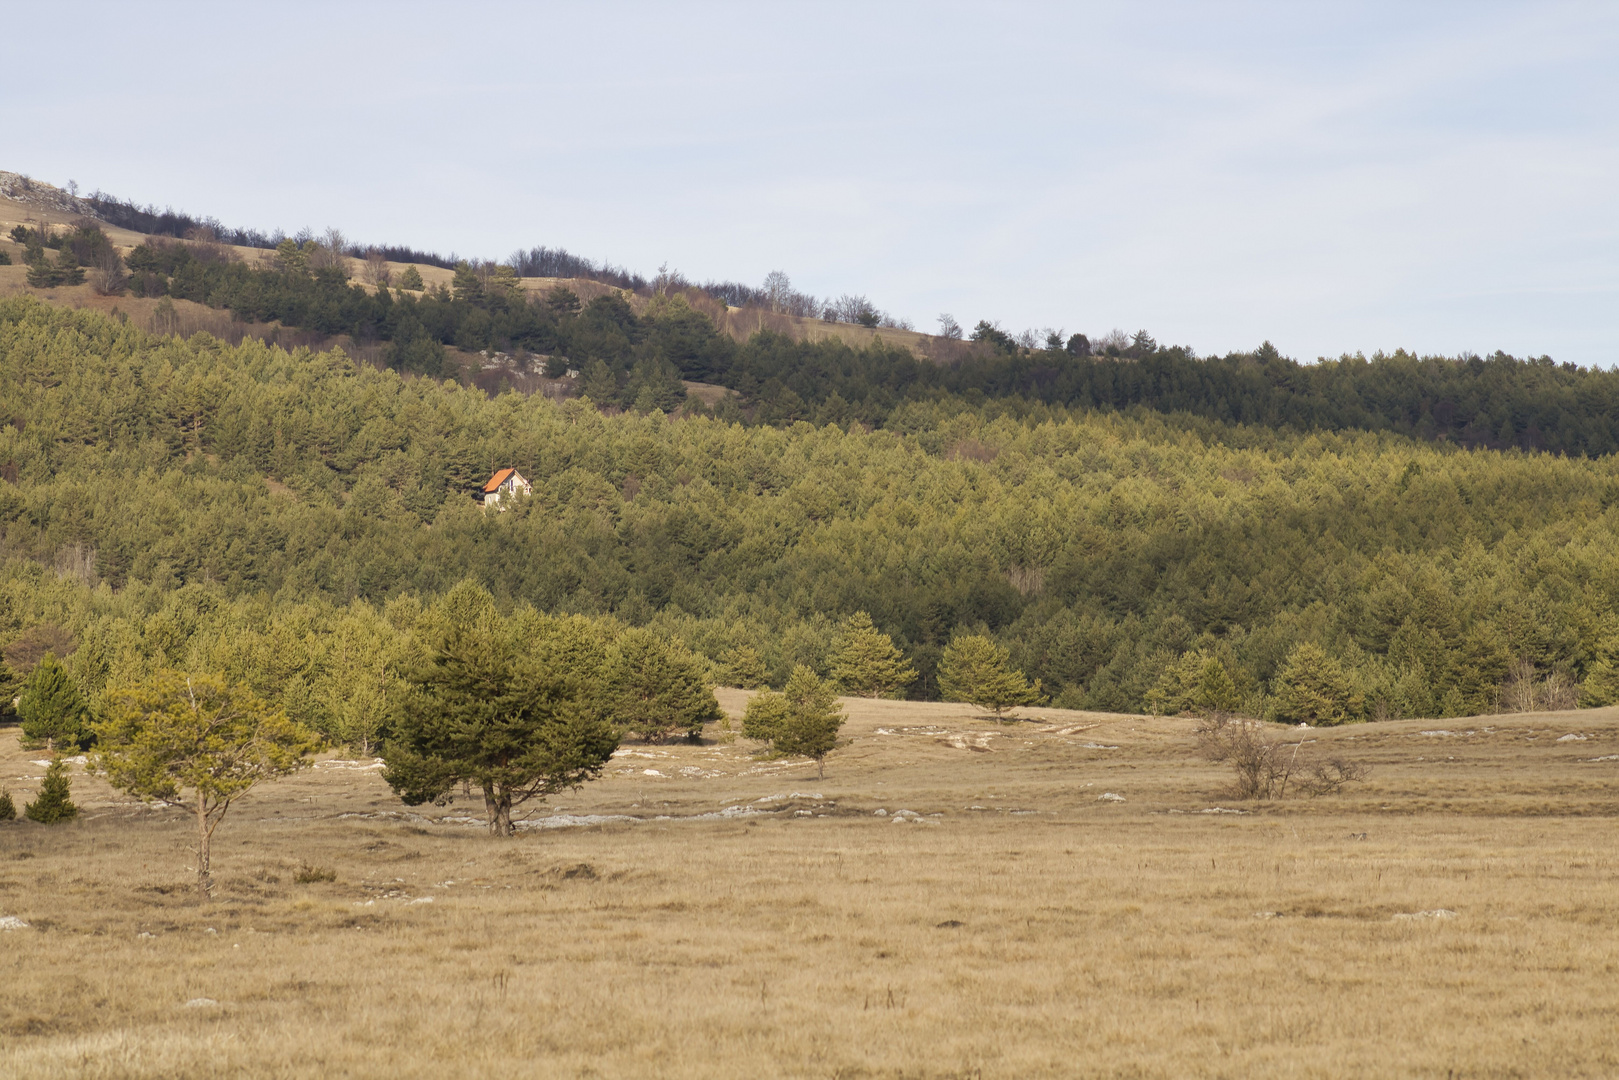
[{"xmin": 2, "ymin": 693, "xmax": 1617, "ymax": 1078}]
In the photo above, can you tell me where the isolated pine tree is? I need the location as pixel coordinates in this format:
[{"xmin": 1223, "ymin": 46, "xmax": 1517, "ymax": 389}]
[
  {"xmin": 0, "ymin": 788, "xmax": 16, "ymax": 821},
  {"xmin": 24, "ymin": 758, "xmax": 77, "ymax": 824},
  {"xmin": 830, "ymin": 612, "xmax": 917, "ymax": 698},
  {"xmin": 396, "ymin": 265, "xmax": 424, "ymax": 291},
  {"xmin": 773, "ymin": 666, "xmax": 846, "ymax": 779}
]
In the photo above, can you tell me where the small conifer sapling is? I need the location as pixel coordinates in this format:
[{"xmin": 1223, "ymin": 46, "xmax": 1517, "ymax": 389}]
[{"xmin": 24, "ymin": 758, "xmax": 77, "ymax": 824}]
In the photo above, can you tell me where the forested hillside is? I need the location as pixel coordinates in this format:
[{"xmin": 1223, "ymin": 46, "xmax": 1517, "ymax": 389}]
[
  {"xmin": 3, "ymin": 297, "xmax": 1618, "ymax": 739},
  {"xmin": 67, "ymin": 229, "xmax": 1616, "ymax": 453}
]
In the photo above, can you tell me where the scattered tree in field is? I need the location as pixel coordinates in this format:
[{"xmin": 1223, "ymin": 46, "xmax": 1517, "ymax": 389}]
[
  {"xmin": 382, "ymin": 584, "xmax": 620, "ymax": 836},
  {"xmin": 744, "ymin": 666, "xmax": 845, "ymax": 778},
  {"xmin": 830, "ymin": 612, "xmax": 916, "ymax": 698},
  {"xmin": 775, "ymin": 666, "xmax": 846, "ymax": 778},
  {"xmin": 1271, "ymin": 643, "xmax": 1355, "ymax": 725},
  {"xmin": 18, "ymin": 654, "xmax": 92, "ymax": 752},
  {"xmin": 396, "ymin": 265, "xmax": 424, "ymax": 291},
  {"xmin": 306, "ymin": 228, "xmax": 350, "ymax": 275},
  {"xmin": 0, "ymin": 787, "xmax": 15, "ymax": 820},
  {"xmin": 741, "ymin": 687, "xmax": 788, "ymax": 742},
  {"xmin": 605, "ymin": 628, "xmax": 721, "ymax": 742},
  {"xmin": 97, "ymin": 672, "xmax": 319, "ymax": 897},
  {"xmin": 1147, "ymin": 650, "xmax": 1241, "ymax": 715},
  {"xmin": 938, "ymin": 634, "xmax": 1041, "ymax": 718},
  {"xmin": 24, "ymin": 757, "xmax": 77, "ymax": 823}
]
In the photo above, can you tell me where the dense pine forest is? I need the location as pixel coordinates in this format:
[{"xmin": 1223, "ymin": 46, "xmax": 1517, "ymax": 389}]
[{"xmin": 3, "ymin": 296, "xmax": 1619, "ymax": 744}]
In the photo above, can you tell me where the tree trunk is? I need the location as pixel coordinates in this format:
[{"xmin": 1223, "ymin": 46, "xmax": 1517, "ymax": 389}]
[
  {"xmin": 196, "ymin": 790, "xmax": 213, "ymax": 900},
  {"xmin": 817, "ymin": 757, "xmax": 825, "ymax": 780},
  {"xmin": 484, "ymin": 782, "xmax": 514, "ymax": 837}
]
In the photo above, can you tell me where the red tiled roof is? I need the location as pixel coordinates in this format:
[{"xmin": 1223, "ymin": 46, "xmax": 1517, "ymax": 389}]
[{"xmin": 483, "ymin": 467, "xmax": 516, "ymax": 493}]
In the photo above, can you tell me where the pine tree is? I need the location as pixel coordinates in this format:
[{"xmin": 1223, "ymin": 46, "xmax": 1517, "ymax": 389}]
[
  {"xmin": 1578, "ymin": 637, "xmax": 1619, "ymax": 707},
  {"xmin": 1272, "ymin": 643, "xmax": 1355, "ymax": 725},
  {"xmin": 720, "ymin": 644, "xmax": 769, "ymax": 689},
  {"xmin": 98, "ymin": 672, "xmax": 320, "ymax": 892},
  {"xmin": 24, "ymin": 758, "xmax": 77, "ymax": 824},
  {"xmin": 830, "ymin": 612, "xmax": 917, "ymax": 698},
  {"xmin": 451, "ymin": 260, "xmax": 484, "ymax": 304},
  {"xmin": 773, "ymin": 666, "xmax": 846, "ymax": 778},
  {"xmin": 741, "ymin": 688, "xmax": 789, "ymax": 741},
  {"xmin": 396, "ymin": 265, "xmax": 424, "ymax": 291},
  {"xmin": 938, "ymin": 634, "xmax": 1041, "ymax": 718},
  {"xmin": 18, "ymin": 653, "xmax": 91, "ymax": 752},
  {"xmin": 581, "ymin": 359, "xmax": 618, "ymax": 405},
  {"xmin": 1146, "ymin": 650, "xmax": 1241, "ymax": 715},
  {"xmin": 604, "ymin": 628, "xmax": 722, "ymax": 743},
  {"xmin": 0, "ymin": 788, "xmax": 16, "ymax": 821},
  {"xmin": 56, "ymin": 245, "xmax": 86, "ymax": 286}
]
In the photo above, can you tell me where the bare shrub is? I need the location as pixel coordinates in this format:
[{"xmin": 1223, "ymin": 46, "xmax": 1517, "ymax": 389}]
[
  {"xmin": 1196, "ymin": 712, "xmax": 1368, "ymax": 800},
  {"xmin": 1292, "ymin": 757, "xmax": 1371, "ymax": 797},
  {"xmin": 294, "ymin": 863, "xmax": 336, "ymax": 884},
  {"xmin": 1197, "ymin": 712, "xmax": 1286, "ymax": 799}
]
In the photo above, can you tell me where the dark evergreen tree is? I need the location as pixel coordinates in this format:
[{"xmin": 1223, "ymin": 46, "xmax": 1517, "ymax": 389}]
[
  {"xmin": 18, "ymin": 654, "xmax": 91, "ymax": 752},
  {"xmin": 24, "ymin": 758, "xmax": 77, "ymax": 824}
]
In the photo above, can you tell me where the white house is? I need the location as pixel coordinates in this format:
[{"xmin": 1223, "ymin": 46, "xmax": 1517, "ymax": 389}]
[{"xmin": 482, "ymin": 468, "xmax": 532, "ymax": 509}]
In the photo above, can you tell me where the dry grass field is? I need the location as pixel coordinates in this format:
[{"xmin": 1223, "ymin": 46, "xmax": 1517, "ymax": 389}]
[{"xmin": 2, "ymin": 692, "xmax": 1617, "ymax": 1078}]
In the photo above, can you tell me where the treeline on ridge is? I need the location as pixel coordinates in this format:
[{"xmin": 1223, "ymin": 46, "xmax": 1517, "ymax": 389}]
[{"xmin": 91, "ymin": 229, "xmax": 1619, "ymax": 456}]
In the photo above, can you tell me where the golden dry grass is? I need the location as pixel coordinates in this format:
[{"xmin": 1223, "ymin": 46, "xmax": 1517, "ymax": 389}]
[{"xmin": 2, "ymin": 695, "xmax": 1618, "ymax": 1078}]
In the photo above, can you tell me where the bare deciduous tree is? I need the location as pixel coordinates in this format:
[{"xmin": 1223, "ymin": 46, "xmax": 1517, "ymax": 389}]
[
  {"xmin": 89, "ymin": 246, "xmax": 128, "ymax": 296},
  {"xmin": 763, "ymin": 270, "xmax": 793, "ymax": 313},
  {"xmin": 1499, "ymin": 659, "xmax": 1578, "ymax": 712},
  {"xmin": 305, "ymin": 228, "xmax": 351, "ymax": 276},
  {"xmin": 363, "ymin": 248, "xmax": 392, "ymax": 288},
  {"xmin": 937, "ymin": 314, "xmax": 964, "ymax": 340}
]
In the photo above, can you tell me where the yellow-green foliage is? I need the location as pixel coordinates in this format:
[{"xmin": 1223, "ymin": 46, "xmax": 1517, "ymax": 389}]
[{"xmin": 4, "ymin": 297, "xmax": 1619, "ymax": 723}]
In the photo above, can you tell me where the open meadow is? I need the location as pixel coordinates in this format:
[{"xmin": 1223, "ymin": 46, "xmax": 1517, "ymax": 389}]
[{"xmin": 3, "ymin": 691, "xmax": 1618, "ymax": 1079}]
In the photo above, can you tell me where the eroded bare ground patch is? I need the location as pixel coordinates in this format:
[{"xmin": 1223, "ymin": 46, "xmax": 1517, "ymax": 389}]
[{"xmin": 2, "ymin": 698, "xmax": 1618, "ymax": 1078}]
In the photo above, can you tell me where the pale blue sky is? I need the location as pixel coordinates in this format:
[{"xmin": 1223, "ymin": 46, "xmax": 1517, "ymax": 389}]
[{"xmin": 8, "ymin": 2, "xmax": 1616, "ymax": 364}]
